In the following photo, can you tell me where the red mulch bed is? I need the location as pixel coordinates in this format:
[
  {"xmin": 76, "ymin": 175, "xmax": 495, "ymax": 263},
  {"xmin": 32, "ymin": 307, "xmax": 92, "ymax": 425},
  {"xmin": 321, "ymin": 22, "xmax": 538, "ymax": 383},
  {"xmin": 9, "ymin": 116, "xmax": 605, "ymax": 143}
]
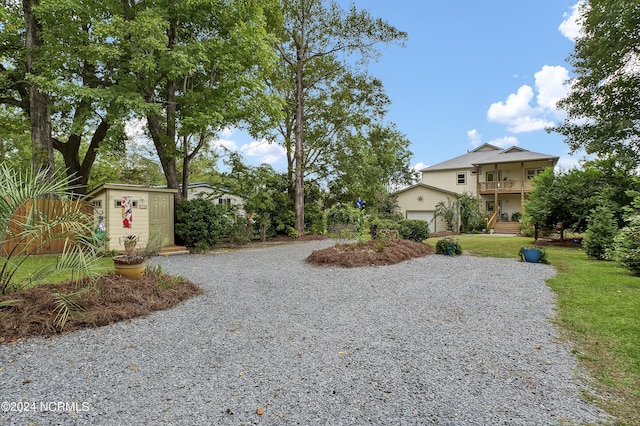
[
  {"xmin": 0, "ymin": 273, "xmax": 203, "ymax": 344},
  {"xmin": 305, "ymin": 239, "xmax": 435, "ymax": 268}
]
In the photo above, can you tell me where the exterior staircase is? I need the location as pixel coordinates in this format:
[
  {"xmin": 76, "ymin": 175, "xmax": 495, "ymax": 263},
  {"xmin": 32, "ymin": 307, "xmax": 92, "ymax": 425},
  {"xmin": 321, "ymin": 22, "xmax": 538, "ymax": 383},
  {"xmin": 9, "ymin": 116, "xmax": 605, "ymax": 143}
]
[
  {"xmin": 493, "ymin": 221, "xmax": 521, "ymax": 235},
  {"xmin": 159, "ymin": 245, "xmax": 190, "ymax": 256}
]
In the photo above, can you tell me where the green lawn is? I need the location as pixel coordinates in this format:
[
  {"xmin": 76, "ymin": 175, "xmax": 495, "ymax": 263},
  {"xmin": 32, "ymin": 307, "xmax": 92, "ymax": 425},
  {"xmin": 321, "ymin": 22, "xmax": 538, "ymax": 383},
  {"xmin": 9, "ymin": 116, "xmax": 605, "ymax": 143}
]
[
  {"xmin": 2, "ymin": 255, "xmax": 114, "ymax": 288},
  {"xmin": 427, "ymin": 235, "xmax": 640, "ymax": 425}
]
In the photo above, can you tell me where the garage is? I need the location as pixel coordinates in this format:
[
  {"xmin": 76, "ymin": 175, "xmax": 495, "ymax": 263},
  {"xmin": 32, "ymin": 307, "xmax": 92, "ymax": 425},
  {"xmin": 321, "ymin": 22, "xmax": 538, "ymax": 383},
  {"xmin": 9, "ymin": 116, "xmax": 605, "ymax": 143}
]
[{"xmin": 406, "ymin": 210, "xmax": 435, "ymax": 231}]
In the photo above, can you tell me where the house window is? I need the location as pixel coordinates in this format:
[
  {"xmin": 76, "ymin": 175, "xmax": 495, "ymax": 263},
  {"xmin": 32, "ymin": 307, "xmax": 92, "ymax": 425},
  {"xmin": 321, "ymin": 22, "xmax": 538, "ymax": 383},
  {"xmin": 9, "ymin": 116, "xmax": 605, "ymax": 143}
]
[
  {"xmin": 486, "ymin": 201, "xmax": 502, "ymax": 213},
  {"xmin": 218, "ymin": 198, "xmax": 231, "ymax": 206},
  {"xmin": 486, "ymin": 171, "xmax": 502, "ymax": 182},
  {"xmin": 115, "ymin": 200, "xmax": 138, "ymax": 208},
  {"xmin": 456, "ymin": 172, "xmax": 466, "ymax": 185},
  {"xmin": 93, "ymin": 200, "xmax": 102, "ymax": 208},
  {"xmin": 526, "ymin": 168, "xmax": 544, "ymax": 179}
]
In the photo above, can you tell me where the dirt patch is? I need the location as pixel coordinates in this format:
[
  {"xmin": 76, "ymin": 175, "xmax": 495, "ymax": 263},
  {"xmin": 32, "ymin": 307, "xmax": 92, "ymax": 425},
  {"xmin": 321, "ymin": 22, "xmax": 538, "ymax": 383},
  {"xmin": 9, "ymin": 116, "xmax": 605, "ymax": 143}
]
[
  {"xmin": 0, "ymin": 273, "xmax": 203, "ymax": 344},
  {"xmin": 306, "ymin": 239, "xmax": 435, "ymax": 268},
  {"xmin": 534, "ymin": 237, "xmax": 583, "ymax": 248}
]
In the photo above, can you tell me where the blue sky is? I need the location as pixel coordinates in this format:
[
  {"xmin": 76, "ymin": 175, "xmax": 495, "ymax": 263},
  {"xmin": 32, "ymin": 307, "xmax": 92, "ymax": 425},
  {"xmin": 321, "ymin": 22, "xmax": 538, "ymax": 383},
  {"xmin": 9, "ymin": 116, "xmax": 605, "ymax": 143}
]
[{"xmin": 213, "ymin": 1, "xmax": 584, "ymax": 173}]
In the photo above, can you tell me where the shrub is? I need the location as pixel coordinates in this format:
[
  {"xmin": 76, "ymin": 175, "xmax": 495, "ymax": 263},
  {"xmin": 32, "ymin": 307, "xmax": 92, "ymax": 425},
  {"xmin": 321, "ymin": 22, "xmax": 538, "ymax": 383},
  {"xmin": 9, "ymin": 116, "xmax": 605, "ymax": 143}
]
[
  {"xmin": 583, "ymin": 205, "xmax": 618, "ymax": 260},
  {"xmin": 175, "ymin": 199, "xmax": 231, "ymax": 248},
  {"xmin": 226, "ymin": 216, "xmax": 253, "ymax": 244},
  {"xmin": 613, "ymin": 214, "xmax": 640, "ymax": 275},
  {"xmin": 398, "ymin": 219, "xmax": 430, "ymax": 242},
  {"xmin": 326, "ymin": 205, "xmax": 359, "ymax": 229},
  {"xmin": 369, "ymin": 218, "xmax": 400, "ymax": 240},
  {"xmin": 435, "ymin": 237, "xmax": 462, "ymax": 255}
]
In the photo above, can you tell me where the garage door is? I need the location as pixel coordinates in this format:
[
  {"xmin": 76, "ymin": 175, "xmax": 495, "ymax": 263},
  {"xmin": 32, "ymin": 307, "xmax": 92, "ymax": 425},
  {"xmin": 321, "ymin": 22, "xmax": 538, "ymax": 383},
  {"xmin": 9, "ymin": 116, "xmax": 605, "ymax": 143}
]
[
  {"xmin": 406, "ymin": 210, "xmax": 434, "ymax": 223},
  {"xmin": 406, "ymin": 211, "xmax": 436, "ymax": 232}
]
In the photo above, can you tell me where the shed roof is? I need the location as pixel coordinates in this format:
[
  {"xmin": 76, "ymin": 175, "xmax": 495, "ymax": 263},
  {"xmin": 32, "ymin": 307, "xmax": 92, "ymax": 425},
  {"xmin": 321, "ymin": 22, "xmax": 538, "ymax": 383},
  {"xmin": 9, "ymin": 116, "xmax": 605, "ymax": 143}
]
[
  {"xmin": 421, "ymin": 144, "xmax": 559, "ymax": 172},
  {"xmin": 86, "ymin": 183, "xmax": 178, "ymax": 198}
]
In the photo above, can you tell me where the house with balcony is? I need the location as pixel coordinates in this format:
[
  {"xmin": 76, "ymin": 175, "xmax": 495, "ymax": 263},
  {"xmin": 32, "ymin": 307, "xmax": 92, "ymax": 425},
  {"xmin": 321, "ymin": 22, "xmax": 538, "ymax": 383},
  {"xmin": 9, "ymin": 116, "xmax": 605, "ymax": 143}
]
[{"xmin": 393, "ymin": 144, "xmax": 559, "ymax": 233}]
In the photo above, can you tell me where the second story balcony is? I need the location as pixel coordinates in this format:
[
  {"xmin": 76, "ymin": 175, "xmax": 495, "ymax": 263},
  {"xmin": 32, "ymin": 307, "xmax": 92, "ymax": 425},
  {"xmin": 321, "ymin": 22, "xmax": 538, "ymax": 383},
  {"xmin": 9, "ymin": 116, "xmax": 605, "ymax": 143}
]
[{"xmin": 478, "ymin": 180, "xmax": 533, "ymax": 195}]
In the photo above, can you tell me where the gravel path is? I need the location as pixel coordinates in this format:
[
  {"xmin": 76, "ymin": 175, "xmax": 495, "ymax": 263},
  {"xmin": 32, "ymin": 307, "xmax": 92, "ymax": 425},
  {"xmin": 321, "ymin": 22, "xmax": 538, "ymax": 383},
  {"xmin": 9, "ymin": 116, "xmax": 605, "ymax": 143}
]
[{"xmin": 1, "ymin": 240, "xmax": 612, "ymax": 425}]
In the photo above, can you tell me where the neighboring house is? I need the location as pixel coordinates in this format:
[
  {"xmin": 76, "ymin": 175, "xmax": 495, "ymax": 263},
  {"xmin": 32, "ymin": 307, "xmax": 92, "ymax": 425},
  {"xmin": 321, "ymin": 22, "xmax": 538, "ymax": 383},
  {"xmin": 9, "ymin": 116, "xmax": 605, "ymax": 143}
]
[
  {"xmin": 87, "ymin": 184, "xmax": 178, "ymax": 251},
  {"xmin": 181, "ymin": 182, "xmax": 245, "ymax": 215},
  {"xmin": 393, "ymin": 144, "xmax": 559, "ymax": 232}
]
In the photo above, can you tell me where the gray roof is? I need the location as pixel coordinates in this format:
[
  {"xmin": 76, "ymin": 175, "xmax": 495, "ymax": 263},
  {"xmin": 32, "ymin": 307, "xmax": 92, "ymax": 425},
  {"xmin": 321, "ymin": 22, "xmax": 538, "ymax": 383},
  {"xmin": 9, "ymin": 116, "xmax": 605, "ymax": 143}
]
[
  {"xmin": 391, "ymin": 182, "xmax": 458, "ymax": 196},
  {"xmin": 421, "ymin": 144, "xmax": 559, "ymax": 172}
]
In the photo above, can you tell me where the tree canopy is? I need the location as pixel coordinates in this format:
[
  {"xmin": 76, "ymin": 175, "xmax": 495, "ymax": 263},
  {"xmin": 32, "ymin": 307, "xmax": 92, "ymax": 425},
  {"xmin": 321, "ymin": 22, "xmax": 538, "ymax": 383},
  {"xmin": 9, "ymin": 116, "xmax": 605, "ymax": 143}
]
[{"xmin": 553, "ymin": 0, "xmax": 640, "ymax": 163}]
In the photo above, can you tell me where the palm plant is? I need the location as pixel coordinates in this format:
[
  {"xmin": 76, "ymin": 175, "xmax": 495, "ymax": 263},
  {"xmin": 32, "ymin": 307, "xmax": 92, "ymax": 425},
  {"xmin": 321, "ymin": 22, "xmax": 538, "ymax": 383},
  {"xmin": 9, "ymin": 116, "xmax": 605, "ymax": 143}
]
[
  {"xmin": 0, "ymin": 165, "xmax": 100, "ymax": 295},
  {"xmin": 434, "ymin": 197, "xmax": 459, "ymax": 231}
]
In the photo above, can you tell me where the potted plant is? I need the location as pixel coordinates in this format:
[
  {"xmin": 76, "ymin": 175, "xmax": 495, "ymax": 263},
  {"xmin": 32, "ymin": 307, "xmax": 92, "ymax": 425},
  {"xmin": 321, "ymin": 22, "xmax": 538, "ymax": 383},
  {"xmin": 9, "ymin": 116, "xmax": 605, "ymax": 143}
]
[
  {"xmin": 113, "ymin": 230, "xmax": 165, "ymax": 279},
  {"xmin": 435, "ymin": 237, "xmax": 463, "ymax": 255},
  {"xmin": 121, "ymin": 234, "xmax": 139, "ymax": 255},
  {"xmin": 519, "ymin": 246, "xmax": 547, "ymax": 264}
]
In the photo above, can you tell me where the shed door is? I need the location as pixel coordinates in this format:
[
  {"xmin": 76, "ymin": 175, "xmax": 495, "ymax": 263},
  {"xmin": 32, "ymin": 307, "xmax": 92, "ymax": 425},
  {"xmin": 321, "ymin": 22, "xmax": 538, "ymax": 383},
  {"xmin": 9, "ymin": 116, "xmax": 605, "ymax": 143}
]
[{"xmin": 149, "ymin": 193, "xmax": 174, "ymax": 245}]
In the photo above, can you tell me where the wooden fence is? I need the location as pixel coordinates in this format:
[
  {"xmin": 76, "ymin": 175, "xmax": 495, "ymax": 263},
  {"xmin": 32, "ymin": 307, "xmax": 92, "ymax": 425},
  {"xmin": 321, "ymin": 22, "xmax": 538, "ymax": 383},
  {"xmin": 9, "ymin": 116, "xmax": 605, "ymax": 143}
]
[{"xmin": 1, "ymin": 199, "xmax": 92, "ymax": 256}]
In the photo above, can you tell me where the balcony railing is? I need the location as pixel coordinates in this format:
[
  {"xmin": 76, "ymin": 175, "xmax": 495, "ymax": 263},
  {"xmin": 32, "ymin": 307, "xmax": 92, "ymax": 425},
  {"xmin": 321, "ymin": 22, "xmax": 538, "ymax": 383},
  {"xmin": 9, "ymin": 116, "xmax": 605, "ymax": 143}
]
[{"xmin": 478, "ymin": 180, "xmax": 533, "ymax": 194}]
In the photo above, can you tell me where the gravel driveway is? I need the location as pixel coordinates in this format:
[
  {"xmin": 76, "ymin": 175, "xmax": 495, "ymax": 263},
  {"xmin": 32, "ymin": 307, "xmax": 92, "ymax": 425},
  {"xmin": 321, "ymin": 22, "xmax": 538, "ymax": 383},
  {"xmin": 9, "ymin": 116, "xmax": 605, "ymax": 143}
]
[{"xmin": 1, "ymin": 240, "xmax": 612, "ymax": 425}]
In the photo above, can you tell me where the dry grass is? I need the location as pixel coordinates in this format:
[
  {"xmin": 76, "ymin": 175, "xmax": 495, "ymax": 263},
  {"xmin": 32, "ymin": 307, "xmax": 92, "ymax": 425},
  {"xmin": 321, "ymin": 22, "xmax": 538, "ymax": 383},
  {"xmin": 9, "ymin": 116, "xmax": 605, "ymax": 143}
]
[
  {"xmin": 0, "ymin": 273, "xmax": 203, "ymax": 344},
  {"xmin": 306, "ymin": 239, "xmax": 435, "ymax": 267}
]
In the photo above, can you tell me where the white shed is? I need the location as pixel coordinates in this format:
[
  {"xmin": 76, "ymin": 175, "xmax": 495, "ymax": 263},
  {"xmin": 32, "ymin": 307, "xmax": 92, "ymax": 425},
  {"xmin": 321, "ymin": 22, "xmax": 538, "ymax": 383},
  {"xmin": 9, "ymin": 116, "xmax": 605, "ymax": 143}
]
[{"xmin": 87, "ymin": 184, "xmax": 178, "ymax": 251}]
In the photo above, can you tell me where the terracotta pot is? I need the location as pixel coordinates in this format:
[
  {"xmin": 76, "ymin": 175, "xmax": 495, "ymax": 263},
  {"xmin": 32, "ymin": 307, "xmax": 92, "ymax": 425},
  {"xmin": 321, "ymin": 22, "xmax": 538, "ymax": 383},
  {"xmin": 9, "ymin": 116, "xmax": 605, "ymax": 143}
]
[{"xmin": 113, "ymin": 257, "xmax": 146, "ymax": 279}]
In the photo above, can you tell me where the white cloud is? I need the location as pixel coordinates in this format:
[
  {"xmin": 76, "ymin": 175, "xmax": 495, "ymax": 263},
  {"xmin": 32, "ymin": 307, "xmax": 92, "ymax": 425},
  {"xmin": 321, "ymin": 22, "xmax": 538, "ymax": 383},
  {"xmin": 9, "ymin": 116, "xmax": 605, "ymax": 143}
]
[
  {"xmin": 487, "ymin": 85, "xmax": 551, "ymax": 132},
  {"xmin": 213, "ymin": 138, "xmax": 238, "ymax": 151},
  {"xmin": 535, "ymin": 65, "xmax": 571, "ymax": 113},
  {"xmin": 488, "ymin": 65, "xmax": 571, "ymax": 133},
  {"xmin": 559, "ymin": 1, "xmax": 586, "ymax": 41},
  {"xmin": 413, "ymin": 162, "xmax": 428, "ymax": 172},
  {"xmin": 487, "ymin": 136, "xmax": 519, "ymax": 148},
  {"xmin": 240, "ymin": 139, "xmax": 286, "ymax": 165},
  {"xmin": 467, "ymin": 129, "xmax": 482, "ymax": 147},
  {"xmin": 219, "ymin": 127, "xmax": 234, "ymax": 138}
]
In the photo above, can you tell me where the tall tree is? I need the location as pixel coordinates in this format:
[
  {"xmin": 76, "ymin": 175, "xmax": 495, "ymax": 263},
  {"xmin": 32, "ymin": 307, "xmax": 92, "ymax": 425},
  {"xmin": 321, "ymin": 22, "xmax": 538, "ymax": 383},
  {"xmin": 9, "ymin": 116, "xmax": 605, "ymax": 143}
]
[
  {"xmin": 119, "ymin": 0, "xmax": 281, "ymax": 202},
  {"xmin": 327, "ymin": 123, "xmax": 414, "ymax": 207},
  {"xmin": 21, "ymin": 0, "xmax": 54, "ymax": 177},
  {"xmin": 553, "ymin": 0, "xmax": 640, "ymax": 163},
  {"xmin": 274, "ymin": 0, "xmax": 407, "ymax": 233},
  {"xmin": 1, "ymin": 0, "xmax": 135, "ymax": 193}
]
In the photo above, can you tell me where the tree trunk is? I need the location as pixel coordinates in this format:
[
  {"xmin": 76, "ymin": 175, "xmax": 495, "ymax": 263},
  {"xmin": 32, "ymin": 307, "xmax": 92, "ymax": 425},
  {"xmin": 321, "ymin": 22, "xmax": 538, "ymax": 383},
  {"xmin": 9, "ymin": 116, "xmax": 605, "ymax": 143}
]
[
  {"xmin": 23, "ymin": 0, "xmax": 54, "ymax": 179},
  {"xmin": 53, "ymin": 116, "xmax": 110, "ymax": 195},
  {"xmin": 181, "ymin": 136, "xmax": 189, "ymax": 202},
  {"xmin": 146, "ymin": 111, "xmax": 181, "ymax": 200},
  {"xmin": 143, "ymin": 12, "xmax": 182, "ymax": 202},
  {"xmin": 293, "ymin": 55, "xmax": 305, "ymax": 234}
]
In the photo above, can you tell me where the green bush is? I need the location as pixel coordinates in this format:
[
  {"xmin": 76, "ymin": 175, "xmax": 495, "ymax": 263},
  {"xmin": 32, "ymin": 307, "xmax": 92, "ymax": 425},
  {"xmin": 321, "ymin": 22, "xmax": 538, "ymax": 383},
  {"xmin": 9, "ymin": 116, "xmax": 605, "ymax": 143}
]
[
  {"xmin": 398, "ymin": 219, "xmax": 430, "ymax": 242},
  {"xmin": 435, "ymin": 237, "xmax": 462, "ymax": 255},
  {"xmin": 583, "ymin": 205, "xmax": 618, "ymax": 260},
  {"xmin": 369, "ymin": 218, "xmax": 400, "ymax": 240},
  {"xmin": 175, "ymin": 199, "xmax": 231, "ymax": 248},
  {"xmin": 326, "ymin": 205, "xmax": 359, "ymax": 229},
  {"xmin": 226, "ymin": 216, "xmax": 253, "ymax": 244},
  {"xmin": 613, "ymin": 214, "xmax": 640, "ymax": 275}
]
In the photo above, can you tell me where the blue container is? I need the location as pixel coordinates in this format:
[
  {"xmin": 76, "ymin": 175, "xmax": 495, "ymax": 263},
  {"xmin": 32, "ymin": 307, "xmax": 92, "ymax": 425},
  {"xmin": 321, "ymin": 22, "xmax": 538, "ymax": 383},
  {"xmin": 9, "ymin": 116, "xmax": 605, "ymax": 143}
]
[{"xmin": 522, "ymin": 248, "xmax": 541, "ymax": 263}]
